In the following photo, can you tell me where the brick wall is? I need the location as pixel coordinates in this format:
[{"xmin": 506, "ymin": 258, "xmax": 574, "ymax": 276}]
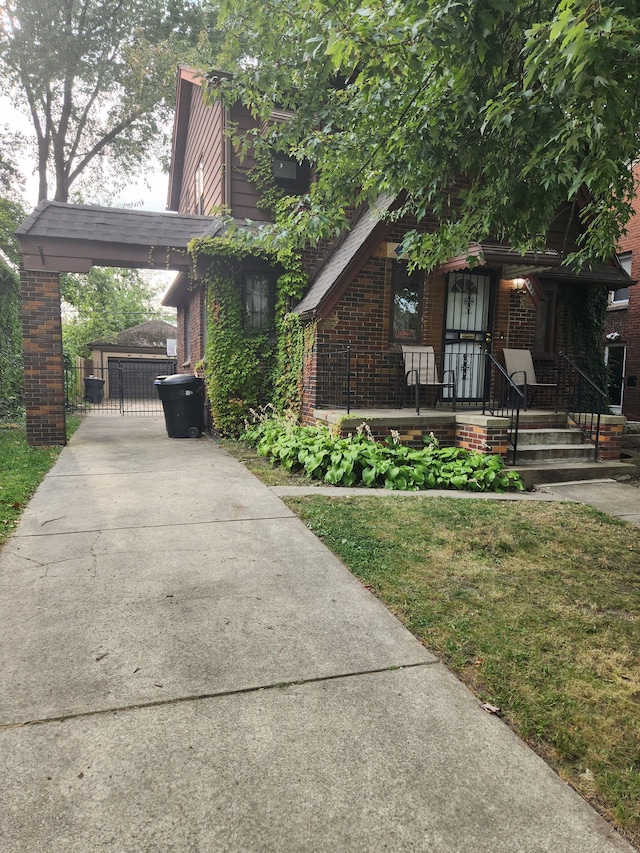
[
  {"xmin": 177, "ymin": 287, "xmax": 207, "ymax": 372},
  {"xmin": 505, "ymin": 289, "xmax": 537, "ymax": 349},
  {"xmin": 592, "ymin": 417, "xmax": 625, "ymax": 461},
  {"xmin": 20, "ymin": 266, "xmax": 66, "ymax": 446},
  {"xmin": 455, "ymin": 422, "xmax": 509, "ymax": 459},
  {"xmin": 336, "ymin": 421, "xmax": 456, "ymax": 448},
  {"xmin": 615, "ymin": 163, "xmax": 640, "ymax": 418}
]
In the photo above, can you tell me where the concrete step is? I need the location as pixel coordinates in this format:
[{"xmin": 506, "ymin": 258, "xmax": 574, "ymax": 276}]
[
  {"xmin": 512, "ymin": 461, "xmax": 637, "ymax": 490},
  {"xmin": 516, "ymin": 428, "xmax": 584, "ymax": 447},
  {"xmin": 517, "ymin": 411, "xmax": 568, "ymax": 428},
  {"xmin": 513, "ymin": 444, "xmax": 596, "ymax": 464}
]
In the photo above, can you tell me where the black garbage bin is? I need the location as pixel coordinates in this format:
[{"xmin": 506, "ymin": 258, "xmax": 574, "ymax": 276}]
[
  {"xmin": 155, "ymin": 374, "xmax": 205, "ymax": 438},
  {"xmin": 84, "ymin": 376, "xmax": 105, "ymax": 403}
]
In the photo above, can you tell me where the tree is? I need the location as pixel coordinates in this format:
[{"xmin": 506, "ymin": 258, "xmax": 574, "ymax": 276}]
[
  {"xmin": 0, "ymin": 128, "xmax": 26, "ymax": 417},
  {"xmin": 215, "ymin": 0, "xmax": 640, "ymax": 269},
  {"xmin": 61, "ymin": 266, "xmax": 161, "ymax": 359},
  {"xmin": 0, "ymin": 0, "xmax": 212, "ymax": 203}
]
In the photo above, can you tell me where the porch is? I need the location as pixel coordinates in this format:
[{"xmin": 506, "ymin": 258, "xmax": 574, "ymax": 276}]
[{"xmin": 310, "ymin": 347, "xmax": 631, "ymax": 484}]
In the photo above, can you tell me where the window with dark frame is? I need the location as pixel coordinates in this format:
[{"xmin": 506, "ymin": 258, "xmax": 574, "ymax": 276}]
[
  {"xmin": 243, "ymin": 272, "xmax": 275, "ymax": 331},
  {"xmin": 610, "ymin": 252, "xmax": 631, "ymax": 306},
  {"xmin": 272, "ymin": 154, "xmax": 311, "ymax": 194},
  {"xmin": 533, "ymin": 291, "xmax": 557, "ymax": 354},
  {"xmin": 391, "ymin": 260, "xmax": 422, "ymax": 343}
]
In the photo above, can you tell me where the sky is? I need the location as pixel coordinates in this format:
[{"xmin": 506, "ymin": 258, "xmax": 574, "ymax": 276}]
[
  {"xmin": 4, "ymin": 96, "xmax": 177, "ymax": 309},
  {"xmin": 4, "ymin": 95, "xmax": 171, "ymax": 213}
]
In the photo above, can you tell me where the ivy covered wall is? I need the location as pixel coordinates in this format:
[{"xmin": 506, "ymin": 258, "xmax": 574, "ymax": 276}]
[{"xmin": 190, "ymin": 236, "xmax": 307, "ymax": 436}]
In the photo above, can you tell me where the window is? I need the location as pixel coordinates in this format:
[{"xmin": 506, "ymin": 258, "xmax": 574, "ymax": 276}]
[
  {"xmin": 243, "ymin": 273, "xmax": 275, "ymax": 330},
  {"xmin": 194, "ymin": 159, "xmax": 204, "ymax": 215},
  {"xmin": 391, "ymin": 260, "xmax": 421, "ymax": 343},
  {"xmin": 533, "ymin": 292, "xmax": 557, "ymax": 354},
  {"xmin": 273, "ymin": 157, "xmax": 298, "ymax": 182},
  {"xmin": 272, "ymin": 154, "xmax": 310, "ymax": 193},
  {"xmin": 610, "ymin": 252, "xmax": 631, "ymax": 306}
]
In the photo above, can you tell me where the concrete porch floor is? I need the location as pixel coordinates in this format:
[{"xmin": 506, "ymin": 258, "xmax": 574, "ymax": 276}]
[
  {"xmin": 314, "ymin": 407, "xmax": 563, "ymax": 426},
  {"xmin": 313, "ymin": 408, "xmax": 636, "ymax": 488}
]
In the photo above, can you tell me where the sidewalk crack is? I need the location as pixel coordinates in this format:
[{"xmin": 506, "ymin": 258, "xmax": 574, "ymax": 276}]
[{"xmin": 0, "ymin": 661, "xmax": 437, "ymax": 731}]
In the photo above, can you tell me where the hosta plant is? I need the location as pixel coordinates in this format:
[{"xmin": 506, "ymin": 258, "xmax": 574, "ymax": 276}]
[{"xmin": 242, "ymin": 415, "xmax": 524, "ymax": 493}]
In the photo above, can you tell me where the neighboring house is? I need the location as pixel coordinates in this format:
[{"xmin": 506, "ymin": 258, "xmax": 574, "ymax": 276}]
[
  {"xmin": 606, "ymin": 162, "xmax": 640, "ymax": 419},
  {"xmin": 161, "ymin": 67, "xmax": 632, "ymax": 464},
  {"xmin": 85, "ymin": 320, "xmax": 177, "ymax": 400}
]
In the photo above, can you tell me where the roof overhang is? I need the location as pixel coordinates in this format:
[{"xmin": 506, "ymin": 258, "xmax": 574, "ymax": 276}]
[
  {"xmin": 16, "ymin": 201, "xmax": 235, "ymax": 275},
  {"xmin": 88, "ymin": 343, "xmax": 171, "ymax": 355},
  {"xmin": 295, "ymin": 194, "xmax": 400, "ymax": 318},
  {"xmin": 439, "ymin": 243, "xmax": 564, "ymax": 277},
  {"xmin": 161, "ymin": 271, "xmax": 190, "ymax": 307},
  {"xmin": 440, "ymin": 242, "xmax": 635, "ymax": 285}
]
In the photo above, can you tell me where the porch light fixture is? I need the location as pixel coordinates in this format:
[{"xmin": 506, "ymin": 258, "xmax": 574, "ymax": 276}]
[{"xmin": 510, "ymin": 278, "xmax": 527, "ymax": 293}]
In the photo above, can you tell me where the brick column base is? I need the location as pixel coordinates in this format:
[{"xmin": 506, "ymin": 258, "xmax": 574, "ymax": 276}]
[
  {"xmin": 593, "ymin": 416, "xmax": 626, "ymax": 462},
  {"xmin": 20, "ymin": 265, "xmax": 66, "ymax": 446},
  {"xmin": 455, "ymin": 415, "xmax": 510, "ymax": 460}
]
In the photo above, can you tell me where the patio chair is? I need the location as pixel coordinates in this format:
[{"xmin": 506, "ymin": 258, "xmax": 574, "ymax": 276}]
[
  {"xmin": 401, "ymin": 345, "xmax": 456, "ymax": 411},
  {"xmin": 503, "ymin": 348, "xmax": 557, "ymax": 410}
]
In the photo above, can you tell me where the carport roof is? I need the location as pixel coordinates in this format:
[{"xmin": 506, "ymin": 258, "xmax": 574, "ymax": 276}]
[{"xmin": 16, "ymin": 201, "xmax": 239, "ymax": 274}]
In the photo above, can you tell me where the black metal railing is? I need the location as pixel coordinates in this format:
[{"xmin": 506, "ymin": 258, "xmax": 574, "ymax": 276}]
[
  {"xmin": 316, "ymin": 347, "xmax": 354, "ymax": 413},
  {"xmin": 316, "ymin": 347, "xmax": 515, "ymax": 413},
  {"xmin": 64, "ymin": 360, "xmax": 176, "ymax": 415},
  {"xmin": 482, "ymin": 352, "xmax": 524, "ymax": 463},
  {"xmin": 558, "ymin": 355, "xmax": 609, "ymax": 460},
  {"xmin": 316, "ymin": 345, "xmax": 610, "ymax": 464}
]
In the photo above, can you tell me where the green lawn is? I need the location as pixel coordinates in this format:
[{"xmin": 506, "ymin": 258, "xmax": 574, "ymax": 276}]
[
  {"xmin": 0, "ymin": 416, "xmax": 81, "ymax": 549},
  {"xmin": 284, "ymin": 493, "xmax": 640, "ymax": 846}
]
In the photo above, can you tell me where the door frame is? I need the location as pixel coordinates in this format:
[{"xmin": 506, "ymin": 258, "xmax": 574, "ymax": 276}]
[
  {"xmin": 442, "ymin": 269, "xmax": 498, "ymax": 402},
  {"xmin": 605, "ymin": 343, "xmax": 626, "ymax": 415}
]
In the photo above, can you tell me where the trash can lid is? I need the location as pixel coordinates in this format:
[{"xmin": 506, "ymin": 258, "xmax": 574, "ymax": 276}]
[{"xmin": 155, "ymin": 373, "xmax": 202, "ymax": 385}]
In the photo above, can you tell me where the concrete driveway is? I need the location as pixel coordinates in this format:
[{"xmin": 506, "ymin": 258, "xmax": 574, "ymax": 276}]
[{"xmin": 0, "ymin": 415, "xmax": 634, "ymax": 852}]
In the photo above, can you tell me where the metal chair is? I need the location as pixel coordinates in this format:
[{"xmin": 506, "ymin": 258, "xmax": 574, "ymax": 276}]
[
  {"xmin": 401, "ymin": 345, "xmax": 456, "ymax": 411},
  {"xmin": 503, "ymin": 348, "xmax": 557, "ymax": 409}
]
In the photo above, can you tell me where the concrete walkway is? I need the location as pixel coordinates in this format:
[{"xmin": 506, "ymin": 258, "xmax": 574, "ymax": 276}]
[{"xmin": 0, "ymin": 415, "xmax": 635, "ymax": 852}]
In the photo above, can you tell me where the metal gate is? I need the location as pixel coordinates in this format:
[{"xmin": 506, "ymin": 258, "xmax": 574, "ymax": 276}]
[
  {"xmin": 65, "ymin": 360, "xmax": 177, "ymax": 415},
  {"xmin": 442, "ymin": 270, "xmax": 496, "ymax": 402}
]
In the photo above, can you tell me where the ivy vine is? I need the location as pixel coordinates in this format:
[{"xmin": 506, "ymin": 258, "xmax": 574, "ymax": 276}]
[
  {"xmin": 561, "ymin": 282, "xmax": 609, "ymax": 394},
  {"xmin": 246, "ymin": 145, "xmax": 292, "ymax": 213},
  {"xmin": 188, "ymin": 234, "xmax": 308, "ymax": 436}
]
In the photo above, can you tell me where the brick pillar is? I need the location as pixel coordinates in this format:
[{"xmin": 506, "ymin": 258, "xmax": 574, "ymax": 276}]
[
  {"xmin": 20, "ymin": 265, "xmax": 66, "ymax": 446},
  {"xmin": 593, "ymin": 415, "xmax": 626, "ymax": 462},
  {"xmin": 455, "ymin": 414, "xmax": 511, "ymax": 460}
]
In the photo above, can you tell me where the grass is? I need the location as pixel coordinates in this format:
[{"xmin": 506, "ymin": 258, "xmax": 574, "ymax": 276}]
[
  {"xmin": 0, "ymin": 415, "xmax": 82, "ymax": 549},
  {"xmin": 221, "ymin": 437, "xmax": 310, "ymax": 486},
  {"xmin": 284, "ymin": 493, "xmax": 640, "ymax": 846}
]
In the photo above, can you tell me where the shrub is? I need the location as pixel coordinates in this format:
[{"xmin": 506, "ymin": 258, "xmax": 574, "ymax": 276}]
[{"xmin": 242, "ymin": 415, "xmax": 524, "ymax": 493}]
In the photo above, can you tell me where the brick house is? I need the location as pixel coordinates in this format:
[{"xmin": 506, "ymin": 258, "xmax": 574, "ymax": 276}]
[
  {"xmin": 16, "ymin": 66, "xmax": 632, "ymax": 473},
  {"xmin": 605, "ymin": 162, "xmax": 640, "ymax": 419},
  {"xmin": 160, "ymin": 67, "xmax": 632, "ymax": 468}
]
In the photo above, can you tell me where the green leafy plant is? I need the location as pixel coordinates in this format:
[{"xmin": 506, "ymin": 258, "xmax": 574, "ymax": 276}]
[
  {"xmin": 243, "ymin": 415, "xmax": 524, "ymax": 493},
  {"xmin": 189, "ymin": 234, "xmax": 308, "ymax": 436}
]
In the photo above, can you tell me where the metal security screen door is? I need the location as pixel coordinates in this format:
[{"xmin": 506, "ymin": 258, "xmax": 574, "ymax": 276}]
[
  {"xmin": 443, "ymin": 270, "xmax": 496, "ymax": 401},
  {"xmin": 605, "ymin": 345, "xmax": 626, "ymax": 414}
]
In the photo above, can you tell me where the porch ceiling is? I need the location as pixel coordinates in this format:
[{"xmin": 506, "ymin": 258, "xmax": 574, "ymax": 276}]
[
  {"xmin": 16, "ymin": 201, "xmax": 233, "ymax": 274},
  {"xmin": 440, "ymin": 242, "xmax": 634, "ymax": 285}
]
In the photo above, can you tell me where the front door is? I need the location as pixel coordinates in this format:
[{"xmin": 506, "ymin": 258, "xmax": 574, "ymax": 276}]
[
  {"xmin": 605, "ymin": 345, "xmax": 626, "ymax": 414},
  {"xmin": 443, "ymin": 270, "xmax": 496, "ymax": 401}
]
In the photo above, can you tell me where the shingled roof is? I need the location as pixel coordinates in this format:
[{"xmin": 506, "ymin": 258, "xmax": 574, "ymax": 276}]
[
  {"xmin": 89, "ymin": 320, "xmax": 177, "ymax": 349},
  {"xmin": 16, "ymin": 201, "xmax": 245, "ymax": 274},
  {"xmin": 295, "ymin": 194, "xmax": 397, "ymax": 317}
]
